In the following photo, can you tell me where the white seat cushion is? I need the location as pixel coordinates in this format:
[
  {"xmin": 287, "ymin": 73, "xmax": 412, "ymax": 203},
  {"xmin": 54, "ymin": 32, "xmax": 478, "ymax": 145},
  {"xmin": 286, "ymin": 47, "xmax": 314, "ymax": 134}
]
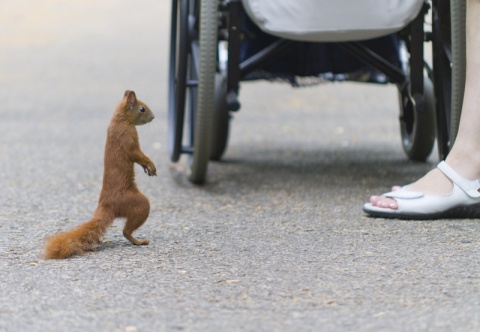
[{"xmin": 242, "ymin": 0, "xmax": 424, "ymax": 42}]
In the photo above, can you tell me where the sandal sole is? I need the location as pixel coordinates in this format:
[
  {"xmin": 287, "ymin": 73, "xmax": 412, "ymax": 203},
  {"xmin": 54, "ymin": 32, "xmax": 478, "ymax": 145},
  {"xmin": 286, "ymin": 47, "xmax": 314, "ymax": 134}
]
[{"xmin": 363, "ymin": 203, "xmax": 480, "ymax": 220}]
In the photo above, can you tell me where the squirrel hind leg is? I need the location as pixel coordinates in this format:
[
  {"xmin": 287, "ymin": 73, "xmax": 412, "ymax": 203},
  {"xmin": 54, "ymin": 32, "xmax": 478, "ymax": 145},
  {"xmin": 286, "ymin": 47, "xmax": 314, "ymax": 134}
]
[
  {"xmin": 123, "ymin": 216, "xmax": 149, "ymax": 245},
  {"xmin": 123, "ymin": 230, "xmax": 149, "ymax": 246},
  {"xmin": 122, "ymin": 192, "xmax": 150, "ymax": 246}
]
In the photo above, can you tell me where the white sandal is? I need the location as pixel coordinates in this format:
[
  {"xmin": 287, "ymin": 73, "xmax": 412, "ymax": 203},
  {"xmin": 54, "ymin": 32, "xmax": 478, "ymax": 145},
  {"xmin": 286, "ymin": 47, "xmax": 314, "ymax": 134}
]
[{"xmin": 363, "ymin": 161, "xmax": 480, "ymax": 219}]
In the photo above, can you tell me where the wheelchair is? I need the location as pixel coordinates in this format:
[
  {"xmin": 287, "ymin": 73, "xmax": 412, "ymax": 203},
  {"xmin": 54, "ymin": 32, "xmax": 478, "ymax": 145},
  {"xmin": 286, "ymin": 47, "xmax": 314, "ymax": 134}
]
[{"xmin": 168, "ymin": 0, "xmax": 466, "ymax": 184}]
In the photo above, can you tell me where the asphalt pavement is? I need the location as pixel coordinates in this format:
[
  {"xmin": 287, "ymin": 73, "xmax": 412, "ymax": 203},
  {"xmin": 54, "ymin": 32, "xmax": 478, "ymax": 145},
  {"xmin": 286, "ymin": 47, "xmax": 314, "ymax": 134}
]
[{"xmin": 1, "ymin": 1, "xmax": 479, "ymax": 331}]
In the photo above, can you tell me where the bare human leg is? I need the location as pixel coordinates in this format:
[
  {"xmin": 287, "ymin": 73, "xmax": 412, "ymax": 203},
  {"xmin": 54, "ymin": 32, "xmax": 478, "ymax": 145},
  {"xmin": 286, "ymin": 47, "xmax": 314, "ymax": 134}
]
[{"xmin": 369, "ymin": 0, "xmax": 480, "ymax": 210}]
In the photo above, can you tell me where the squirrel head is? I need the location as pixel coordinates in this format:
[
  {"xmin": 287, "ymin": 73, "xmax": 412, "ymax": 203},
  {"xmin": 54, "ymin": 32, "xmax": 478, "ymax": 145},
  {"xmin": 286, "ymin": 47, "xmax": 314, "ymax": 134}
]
[{"xmin": 120, "ymin": 90, "xmax": 155, "ymax": 125}]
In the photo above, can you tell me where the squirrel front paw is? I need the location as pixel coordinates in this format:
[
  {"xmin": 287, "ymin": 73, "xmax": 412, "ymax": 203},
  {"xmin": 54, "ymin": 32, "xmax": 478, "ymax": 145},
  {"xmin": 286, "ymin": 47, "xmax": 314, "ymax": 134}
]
[{"xmin": 142, "ymin": 163, "xmax": 157, "ymax": 176}]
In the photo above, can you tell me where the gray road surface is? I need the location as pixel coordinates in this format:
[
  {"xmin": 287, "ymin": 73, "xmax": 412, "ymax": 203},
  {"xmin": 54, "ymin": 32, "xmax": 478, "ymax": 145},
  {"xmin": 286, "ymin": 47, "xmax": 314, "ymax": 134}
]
[{"xmin": 1, "ymin": 1, "xmax": 479, "ymax": 331}]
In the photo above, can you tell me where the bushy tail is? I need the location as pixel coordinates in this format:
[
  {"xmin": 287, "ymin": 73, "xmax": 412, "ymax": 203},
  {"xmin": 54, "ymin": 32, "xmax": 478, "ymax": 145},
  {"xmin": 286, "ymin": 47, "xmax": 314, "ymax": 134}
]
[{"xmin": 44, "ymin": 208, "xmax": 114, "ymax": 259}]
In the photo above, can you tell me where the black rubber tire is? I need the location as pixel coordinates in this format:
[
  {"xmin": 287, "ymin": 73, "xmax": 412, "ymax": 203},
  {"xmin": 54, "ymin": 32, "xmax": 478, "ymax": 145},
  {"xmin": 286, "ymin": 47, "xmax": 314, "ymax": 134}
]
[
  {"xmin": 168, "ymin": 0, "xmax": 188, "ymax": 162},
  {"xmin": 399, "ymin": 76, "xmax": 436, "ymax": 161},
  {"xmin": 187, "ymin": 0, "xmax": 218, "ymax": 183},
  {"xmin": 210, "ymin": 73, "xmax": 230, "ymax": 161},
  {"xmin": 431, "ymin": 0, "xmax": 453, "ymax": 160}
]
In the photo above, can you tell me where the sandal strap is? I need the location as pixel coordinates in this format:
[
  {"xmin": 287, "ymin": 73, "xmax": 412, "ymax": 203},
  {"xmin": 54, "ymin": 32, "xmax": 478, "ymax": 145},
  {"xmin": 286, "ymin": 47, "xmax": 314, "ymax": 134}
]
[{"xmin": 437, "ymin": 161, "xmax": 480, "ymax": 198}]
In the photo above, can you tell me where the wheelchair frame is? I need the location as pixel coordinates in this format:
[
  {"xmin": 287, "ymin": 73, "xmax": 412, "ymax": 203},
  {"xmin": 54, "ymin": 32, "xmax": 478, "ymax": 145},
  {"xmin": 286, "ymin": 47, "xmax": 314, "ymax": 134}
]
[{"xmin": 169, "ymin": 0, "xmax": 464, "ymax": 184}]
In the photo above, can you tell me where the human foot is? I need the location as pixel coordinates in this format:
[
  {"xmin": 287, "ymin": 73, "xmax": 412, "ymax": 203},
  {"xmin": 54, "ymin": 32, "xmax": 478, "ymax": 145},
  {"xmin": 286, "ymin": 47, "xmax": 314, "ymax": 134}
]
[
  {"xmin": 369, "ymin": 168, "xmax": 454, "ymax": 210},
  {"xmin": 363, "ymin": 161, "xmax": 480, "ymax": 219},
  {"xmin": 369, "ymin": 151, "xmax": 480, "ymax": 211}
]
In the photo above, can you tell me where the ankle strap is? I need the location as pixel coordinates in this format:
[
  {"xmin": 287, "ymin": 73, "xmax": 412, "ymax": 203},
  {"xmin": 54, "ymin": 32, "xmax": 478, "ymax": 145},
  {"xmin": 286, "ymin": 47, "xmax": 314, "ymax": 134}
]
[{"xmin": 437, "ymin": 161, "xmax": 480, "ymax": 198}]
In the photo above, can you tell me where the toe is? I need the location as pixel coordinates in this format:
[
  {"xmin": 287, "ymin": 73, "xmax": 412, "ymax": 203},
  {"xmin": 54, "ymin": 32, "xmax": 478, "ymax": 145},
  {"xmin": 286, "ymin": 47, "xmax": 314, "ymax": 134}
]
[
  {"xmin": 370, "ymin": 195, "xmax": 382, "ymax": 204},
  {"xmin": 370, "ymin": 195, "xmax": 398, "ymax": 210},
  {"xmin": 378, "ymin": 197, "xmax": 398, "ymax": 210}
]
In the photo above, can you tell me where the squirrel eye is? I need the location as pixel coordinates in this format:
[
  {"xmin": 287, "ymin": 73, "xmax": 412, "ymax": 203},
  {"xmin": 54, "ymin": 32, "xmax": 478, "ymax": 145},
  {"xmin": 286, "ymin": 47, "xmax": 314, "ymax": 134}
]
[{"xmin": 139, "ymin": 107, "xmax": 145, "ymax": 113}]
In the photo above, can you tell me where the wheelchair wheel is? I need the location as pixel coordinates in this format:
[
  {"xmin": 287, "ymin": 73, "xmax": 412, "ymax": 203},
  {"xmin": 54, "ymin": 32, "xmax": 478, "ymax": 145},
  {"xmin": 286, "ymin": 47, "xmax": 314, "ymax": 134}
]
[
  {"xmin": 210, "ymin": 73, "xmax": 230, "ymax": 161},
  {"xmin": 168, "ymin": 0, "xmax": 218, "ymax": 183},
  {"xmin": 399, "ymin": 75, "xmax": 436, "ymax": 161}
]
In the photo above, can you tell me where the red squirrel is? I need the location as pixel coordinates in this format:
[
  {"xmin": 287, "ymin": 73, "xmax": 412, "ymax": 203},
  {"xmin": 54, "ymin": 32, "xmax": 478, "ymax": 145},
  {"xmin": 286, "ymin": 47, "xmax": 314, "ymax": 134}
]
[{"xmin": 44, "ymin": 90, "xmax": 157, "ymax": 259}]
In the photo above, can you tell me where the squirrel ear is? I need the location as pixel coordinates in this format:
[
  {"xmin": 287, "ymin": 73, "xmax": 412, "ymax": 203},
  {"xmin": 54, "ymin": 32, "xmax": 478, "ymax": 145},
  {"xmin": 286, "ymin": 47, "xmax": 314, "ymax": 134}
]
[{"xmin": 124, "ymin": 90, "xmax": 137, "ymax": 110}]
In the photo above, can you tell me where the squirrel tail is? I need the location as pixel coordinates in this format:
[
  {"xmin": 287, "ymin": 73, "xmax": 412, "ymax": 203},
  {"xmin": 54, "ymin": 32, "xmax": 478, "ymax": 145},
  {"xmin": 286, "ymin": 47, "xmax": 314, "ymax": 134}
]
[{"xmin": 44, "ymin": 207, "xmax": 114, "ymax": 259}]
